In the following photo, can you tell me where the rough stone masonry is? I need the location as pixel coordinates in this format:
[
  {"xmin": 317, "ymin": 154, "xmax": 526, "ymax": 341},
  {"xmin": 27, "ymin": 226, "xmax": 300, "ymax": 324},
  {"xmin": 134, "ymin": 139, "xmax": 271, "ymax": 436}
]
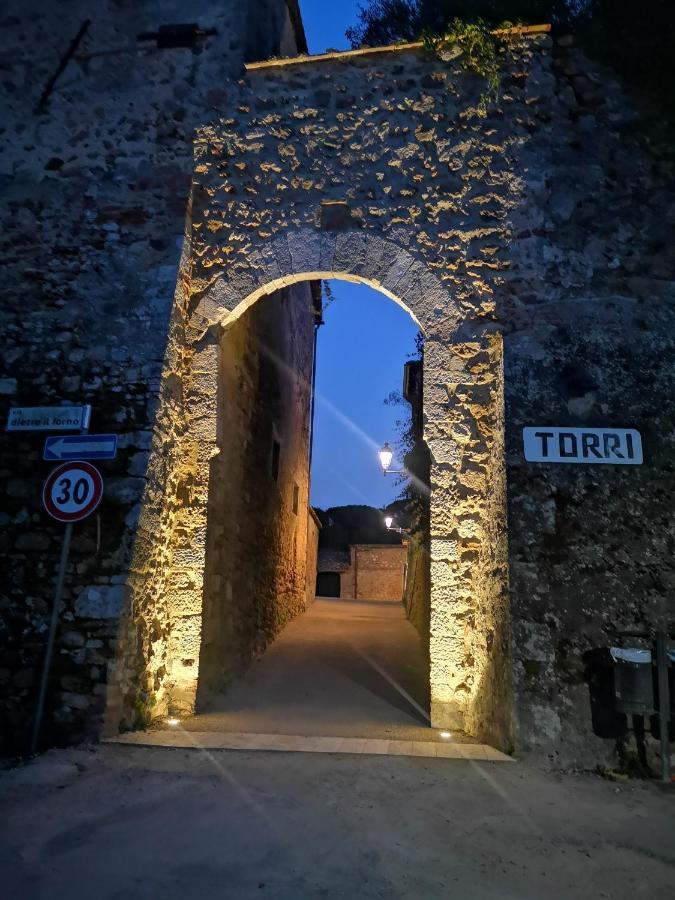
[
  {"xmin": 150, "ymin": 28, "xmax": 675, "ymax": 764},
  {"xmin": 0, "ymin": 0, "xmax": 308, "ymax": 754},
  {"xmin": 1, "ymin": 9, "xmax": 674, "ymax": 769}
]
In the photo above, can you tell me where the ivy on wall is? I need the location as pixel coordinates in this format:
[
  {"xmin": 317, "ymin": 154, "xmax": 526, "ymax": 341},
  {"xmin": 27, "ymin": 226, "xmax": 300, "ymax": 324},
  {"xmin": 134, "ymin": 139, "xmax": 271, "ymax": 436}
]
[
  {"xmin": 348, "ymin": 1, "xmax": 675, "ymax": 125},
  {"xmin": 423, "ymin": 18, "xmax": 520, "ymax": 115}
]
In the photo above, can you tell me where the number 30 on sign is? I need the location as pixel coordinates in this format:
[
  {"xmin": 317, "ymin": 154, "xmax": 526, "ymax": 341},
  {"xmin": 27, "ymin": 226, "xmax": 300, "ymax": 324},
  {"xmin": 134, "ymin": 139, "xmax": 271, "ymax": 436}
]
[{"xmin": 42, "ymin": 461, "xmax": 103, "ymax": 523}]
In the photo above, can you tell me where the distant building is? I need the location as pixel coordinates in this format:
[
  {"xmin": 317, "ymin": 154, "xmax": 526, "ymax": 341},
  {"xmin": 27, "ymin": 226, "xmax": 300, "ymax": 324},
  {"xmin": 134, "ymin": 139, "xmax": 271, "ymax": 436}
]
[{"xmin": 317, "ymin": 545, "xmax": 407, "ymax": 602}]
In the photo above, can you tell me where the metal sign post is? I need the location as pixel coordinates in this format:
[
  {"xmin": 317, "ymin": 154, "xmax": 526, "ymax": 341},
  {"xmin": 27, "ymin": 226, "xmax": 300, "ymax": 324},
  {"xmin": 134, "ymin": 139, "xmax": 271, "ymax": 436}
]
[
  {"xmin": 17, "ymin": 397, "xmax": 108, "ymax": 753},
  {"xmin": 29, "ymin": 523, "xmax": 73, "ymax": 754},
  {"xmin": 4, "ymin": 404, "xmax": 112, "ymax": 753},
  {"xmin": 30, "ymin": 459, "xmax": 104, "ymax": 753},
  {"xmin": 655, "ymin": 631, "xmax": 672, "ymax": 784}
]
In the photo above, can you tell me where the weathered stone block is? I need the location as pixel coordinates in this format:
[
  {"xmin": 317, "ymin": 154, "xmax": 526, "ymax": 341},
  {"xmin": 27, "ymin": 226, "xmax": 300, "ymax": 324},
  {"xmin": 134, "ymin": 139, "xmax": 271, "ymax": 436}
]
[
  {"xmin": 62, "ymin": 631, "xmax": 86, "ymax": 648},
  {"xmin": 0, "ymin": 378, "xmax": 18, "ymax": 395},
  {"xmin": 75, "ymin": 585, "xmax": 129, "ymax": 619},
  {"xmin": 105, "ymin": 478, "xmax": 145, "ymax": 506},
  {"xmin": 14, "ymin": 533, "xmax": 51, "ymax": 552}
]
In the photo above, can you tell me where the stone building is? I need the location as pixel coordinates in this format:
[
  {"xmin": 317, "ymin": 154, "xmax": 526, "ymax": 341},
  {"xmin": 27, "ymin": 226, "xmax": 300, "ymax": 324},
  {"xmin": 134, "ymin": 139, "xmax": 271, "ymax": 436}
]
[
  {"xmin": 0, "ymin": 0, "xmax": 315, "ymax": 752},
  {"xmin": 195, "ymin": 281, "xmax": 320, "ymax": 710},
  {"xmin": 315, "ymin": 550, "xmax": 351, "ymax": 599},
  {"xmin": 317, "ymin": 544, "xmax": 408, "ymax": 602},
  {"xmin": 141, "ymin": 26, "xmax": 675, "ymax": 765},
  {"xmin": 1, "ymin": 7, "xmax": 674, "ymax": 770}
]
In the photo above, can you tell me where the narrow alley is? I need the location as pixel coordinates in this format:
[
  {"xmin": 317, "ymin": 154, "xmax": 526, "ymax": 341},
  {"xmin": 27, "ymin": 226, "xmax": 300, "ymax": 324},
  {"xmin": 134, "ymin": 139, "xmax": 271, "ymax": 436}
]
[{"xmin": 114, "ymin": 599, "xmax": 503, "ymax": 758}]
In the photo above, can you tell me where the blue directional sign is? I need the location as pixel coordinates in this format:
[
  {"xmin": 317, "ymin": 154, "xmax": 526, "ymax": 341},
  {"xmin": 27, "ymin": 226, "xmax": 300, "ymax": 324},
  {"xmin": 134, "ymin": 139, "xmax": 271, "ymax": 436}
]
[{"xmin": 43, "ymin": 433, "xmax": 117, "ymax": 462}]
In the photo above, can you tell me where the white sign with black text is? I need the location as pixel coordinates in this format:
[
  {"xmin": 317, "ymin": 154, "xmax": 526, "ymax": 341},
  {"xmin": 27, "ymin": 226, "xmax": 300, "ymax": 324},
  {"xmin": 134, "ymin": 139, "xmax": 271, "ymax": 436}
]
[
  {"xmin": 523, "ymin": 427, "xmax": 642, "ymax": 465},
  {"xmin": 5, "ymin": 405, "xmax": 91, "ymax": 432}
]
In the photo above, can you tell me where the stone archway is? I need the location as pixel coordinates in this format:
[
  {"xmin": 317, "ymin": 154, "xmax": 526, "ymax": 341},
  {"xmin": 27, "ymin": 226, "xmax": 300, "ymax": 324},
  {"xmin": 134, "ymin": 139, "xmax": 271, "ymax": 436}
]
[
  {"xmin": 105, "ymin": 31, "xmax": 546, "ymax": 750},
  {"xmin": 106, "ymin": 227, "xmax": 510, "ymax": 750},
  {"xmin": 188, "ymin": 228, "xmax": 510, "ymax": 748}
]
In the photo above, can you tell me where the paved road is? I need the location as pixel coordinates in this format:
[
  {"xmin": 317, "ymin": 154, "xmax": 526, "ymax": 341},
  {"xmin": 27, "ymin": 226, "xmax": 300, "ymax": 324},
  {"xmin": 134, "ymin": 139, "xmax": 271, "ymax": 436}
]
[
  {"xmin": 184, "ymin": 599, "xmax": 442, "ymax": 742},
  {"xmin": 1, "ymin": 744, "xmax": 672, "ymax": 899}
]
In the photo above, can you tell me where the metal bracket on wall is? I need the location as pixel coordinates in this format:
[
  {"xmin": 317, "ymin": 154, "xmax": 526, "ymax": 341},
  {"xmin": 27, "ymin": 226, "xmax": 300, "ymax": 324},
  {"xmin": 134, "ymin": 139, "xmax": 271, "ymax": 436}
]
[{"xmin": 137, "ymin": 24, "xmax": 217, "ymax": 50}]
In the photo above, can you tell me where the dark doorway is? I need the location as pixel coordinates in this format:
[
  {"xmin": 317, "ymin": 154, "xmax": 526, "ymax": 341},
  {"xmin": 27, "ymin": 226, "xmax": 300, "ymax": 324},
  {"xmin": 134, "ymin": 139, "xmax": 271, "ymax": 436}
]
[{"xmin": 316, "ymin": 572, "xmax": 341, "ymax": 598}]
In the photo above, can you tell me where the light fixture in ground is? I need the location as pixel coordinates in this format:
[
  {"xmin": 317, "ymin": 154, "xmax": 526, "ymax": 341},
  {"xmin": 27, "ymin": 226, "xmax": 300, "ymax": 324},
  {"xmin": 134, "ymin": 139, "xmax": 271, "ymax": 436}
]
[
  {"xmin": 439, "ymin": 731, "xmax": 452, "ymax": 739},
  {"xmin": 167, "ymin": 717, "xmax": 180, "ymax": 726}
]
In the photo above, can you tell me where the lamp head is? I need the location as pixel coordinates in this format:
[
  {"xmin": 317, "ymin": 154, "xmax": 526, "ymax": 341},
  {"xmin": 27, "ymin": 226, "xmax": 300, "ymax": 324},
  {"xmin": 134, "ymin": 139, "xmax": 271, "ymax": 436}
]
[
  {"xmin": 384, "ymin": 515, "xmax": 394, "ymax": 529},
  {"xmin": 378, "ymin": 442, "xmax": 394, "ymax": 473}
]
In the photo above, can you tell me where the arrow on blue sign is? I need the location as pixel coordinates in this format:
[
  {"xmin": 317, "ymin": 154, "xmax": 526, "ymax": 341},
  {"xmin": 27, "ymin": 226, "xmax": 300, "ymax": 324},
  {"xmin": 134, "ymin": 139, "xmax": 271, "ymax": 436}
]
[{"xmin": 43, "ymin": 434, "xmax": 118, "ymax": 461}]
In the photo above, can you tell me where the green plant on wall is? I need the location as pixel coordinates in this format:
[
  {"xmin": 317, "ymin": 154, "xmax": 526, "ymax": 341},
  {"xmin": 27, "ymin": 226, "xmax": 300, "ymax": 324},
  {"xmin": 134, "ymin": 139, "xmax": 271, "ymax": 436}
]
[
  {"xmin": 132, "ymin": 690, "xmax": 157, "ymax": 729},
  {"xmin": 349, "ymin": 2, "xmax": 675, "ymax": 124},
  {"xmin": 423, "ymin": 18, "xmax": 519, "ymax": 115}
]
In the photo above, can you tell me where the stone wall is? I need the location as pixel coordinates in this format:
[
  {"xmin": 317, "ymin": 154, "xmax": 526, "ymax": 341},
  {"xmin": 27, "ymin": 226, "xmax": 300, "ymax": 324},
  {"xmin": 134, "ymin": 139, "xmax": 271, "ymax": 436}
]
[
  {"xmin": 305, "ymin": 509, "xmax": 321, "ymax": 607},
  {"xmin": 173, "ymin": 31, "xmax": 674, "ymax": 764},
  {"xmin": 502, "ymin": 45, "xmax": 675, "ymax": 765},
  {"xmin": 340, "ymin": 545, "xmax": 408, "ymax": 602},
  {"xmin": 403, "ymin": 534, "xmax": 430, "ymax": 646},
  {"xmin": 0, "ymin": 0, "xmax": 305, "ymax": 753},
  {"xmin": 195, "ymin": 284, "xmax": 315, "ymax": 709},
  {"xmin": 3, "ymin": 13, "xmax": 674, "ymax": 767}
]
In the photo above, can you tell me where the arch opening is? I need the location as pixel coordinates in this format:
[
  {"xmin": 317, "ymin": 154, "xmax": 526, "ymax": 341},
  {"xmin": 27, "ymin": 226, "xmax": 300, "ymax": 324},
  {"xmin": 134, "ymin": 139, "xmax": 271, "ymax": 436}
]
[
  {"xmin": 195, "ymin": 275, "xmax": 432, "ymax": 737},
  {"xmin": 220, "ymin": 270, "xmax": 427, "ymax": 336},
  {"xmin": 109, "ymin": 230, "xmax": 512, "ymax": 753},
  {"xmin": 187, "ymin": 229, "xmax": 459, "ymax": 341}
]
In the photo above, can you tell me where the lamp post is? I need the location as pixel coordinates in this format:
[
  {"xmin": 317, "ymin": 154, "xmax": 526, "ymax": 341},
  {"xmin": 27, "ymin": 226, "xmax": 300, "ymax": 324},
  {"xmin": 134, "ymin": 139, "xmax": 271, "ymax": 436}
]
[
  {"xmin": 383, "ymin": 513, "xmax": 410, "ymax": 537},
  {"xmin": 379, "ymin": 444, "xmax": 409, "ymax": 536},
  {"xmin": 378, "ymin": 442, "xmax": 405, "ymax": 476}
]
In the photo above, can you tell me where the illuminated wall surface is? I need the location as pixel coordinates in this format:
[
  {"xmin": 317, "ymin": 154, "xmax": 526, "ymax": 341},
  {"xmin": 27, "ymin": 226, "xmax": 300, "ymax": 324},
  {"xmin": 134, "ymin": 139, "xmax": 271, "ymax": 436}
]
[
  {"xmin": 337, "ymin": 545, "xmax": 409, "ymax": 603},
  {"xmin": 1, "ymin": 4, "xmax": 674, "ymax": 765},
  {"xmin": 0, "ymin": 0, "xmax": 306, "ymax": 754}
]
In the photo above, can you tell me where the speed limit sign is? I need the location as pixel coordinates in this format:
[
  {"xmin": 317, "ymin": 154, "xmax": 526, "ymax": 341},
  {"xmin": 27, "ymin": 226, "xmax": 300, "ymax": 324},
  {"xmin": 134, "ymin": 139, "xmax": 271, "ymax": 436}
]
[{"xmin": 42, "ymin": 461, "xmax": 103, "ymax": 523}]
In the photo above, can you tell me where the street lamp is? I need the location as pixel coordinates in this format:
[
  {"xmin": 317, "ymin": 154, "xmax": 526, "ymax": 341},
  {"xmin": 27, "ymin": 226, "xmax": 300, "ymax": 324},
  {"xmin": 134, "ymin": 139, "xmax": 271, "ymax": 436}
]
[
  {"xmin": 378, "ymin": 442, "xmax": 405, "ymax": 476},
  {"xmin": 383, "ymin": 514, "xmax": 410, "ymax": 537},
  {"xmin": 378, "ymin": 442, "xmax": 393, "ymax": 473}
]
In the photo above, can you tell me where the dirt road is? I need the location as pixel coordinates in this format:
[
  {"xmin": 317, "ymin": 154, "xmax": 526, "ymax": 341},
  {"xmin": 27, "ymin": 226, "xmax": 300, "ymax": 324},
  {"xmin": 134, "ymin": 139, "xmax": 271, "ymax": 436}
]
[{"xmin": 1, "ymin": 744, "xmax": 672, "ymax": 899}]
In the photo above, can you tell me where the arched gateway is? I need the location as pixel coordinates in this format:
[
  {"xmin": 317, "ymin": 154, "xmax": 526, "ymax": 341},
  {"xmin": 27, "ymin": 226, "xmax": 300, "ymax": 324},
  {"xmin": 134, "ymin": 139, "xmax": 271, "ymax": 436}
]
[
  {"xmin": 189, "ymin": 227, "xmax": 510, "ymax": 746},
  {"xmin": 105, "ymin": 24, "xmax": 674, "ymax": 762},
  {"xmin": 107, "ymin": 30, "xmax": 538, "ymax": 751}
]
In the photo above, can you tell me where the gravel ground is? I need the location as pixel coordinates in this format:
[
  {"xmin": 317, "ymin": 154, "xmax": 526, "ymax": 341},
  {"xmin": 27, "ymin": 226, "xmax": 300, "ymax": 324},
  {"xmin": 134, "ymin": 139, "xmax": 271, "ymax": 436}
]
[{"xmin": 1, "ymin": 743, "xmax": 673, "ymax": 899}]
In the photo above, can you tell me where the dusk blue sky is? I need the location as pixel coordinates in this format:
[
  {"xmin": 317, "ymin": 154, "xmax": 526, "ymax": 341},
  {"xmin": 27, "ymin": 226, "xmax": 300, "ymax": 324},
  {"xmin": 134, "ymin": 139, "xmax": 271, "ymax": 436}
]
[
  {"xmin": 299, "ymin": 0, "xmax": 361, "ymax": 53},
  {"xmin": 298, "ymin": 2, "xmax": 420, "ymax": 511},
  {"xmin": 310, "ymin": 285, "xmax": 419, "ymax": 510}
]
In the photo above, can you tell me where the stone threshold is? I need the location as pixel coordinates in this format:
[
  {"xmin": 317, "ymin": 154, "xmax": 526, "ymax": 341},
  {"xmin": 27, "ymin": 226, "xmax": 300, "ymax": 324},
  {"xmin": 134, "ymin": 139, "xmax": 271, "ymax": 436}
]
[{"xmin": 105, "ymin": 730, "xmax": 514, "ymax": 761}]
